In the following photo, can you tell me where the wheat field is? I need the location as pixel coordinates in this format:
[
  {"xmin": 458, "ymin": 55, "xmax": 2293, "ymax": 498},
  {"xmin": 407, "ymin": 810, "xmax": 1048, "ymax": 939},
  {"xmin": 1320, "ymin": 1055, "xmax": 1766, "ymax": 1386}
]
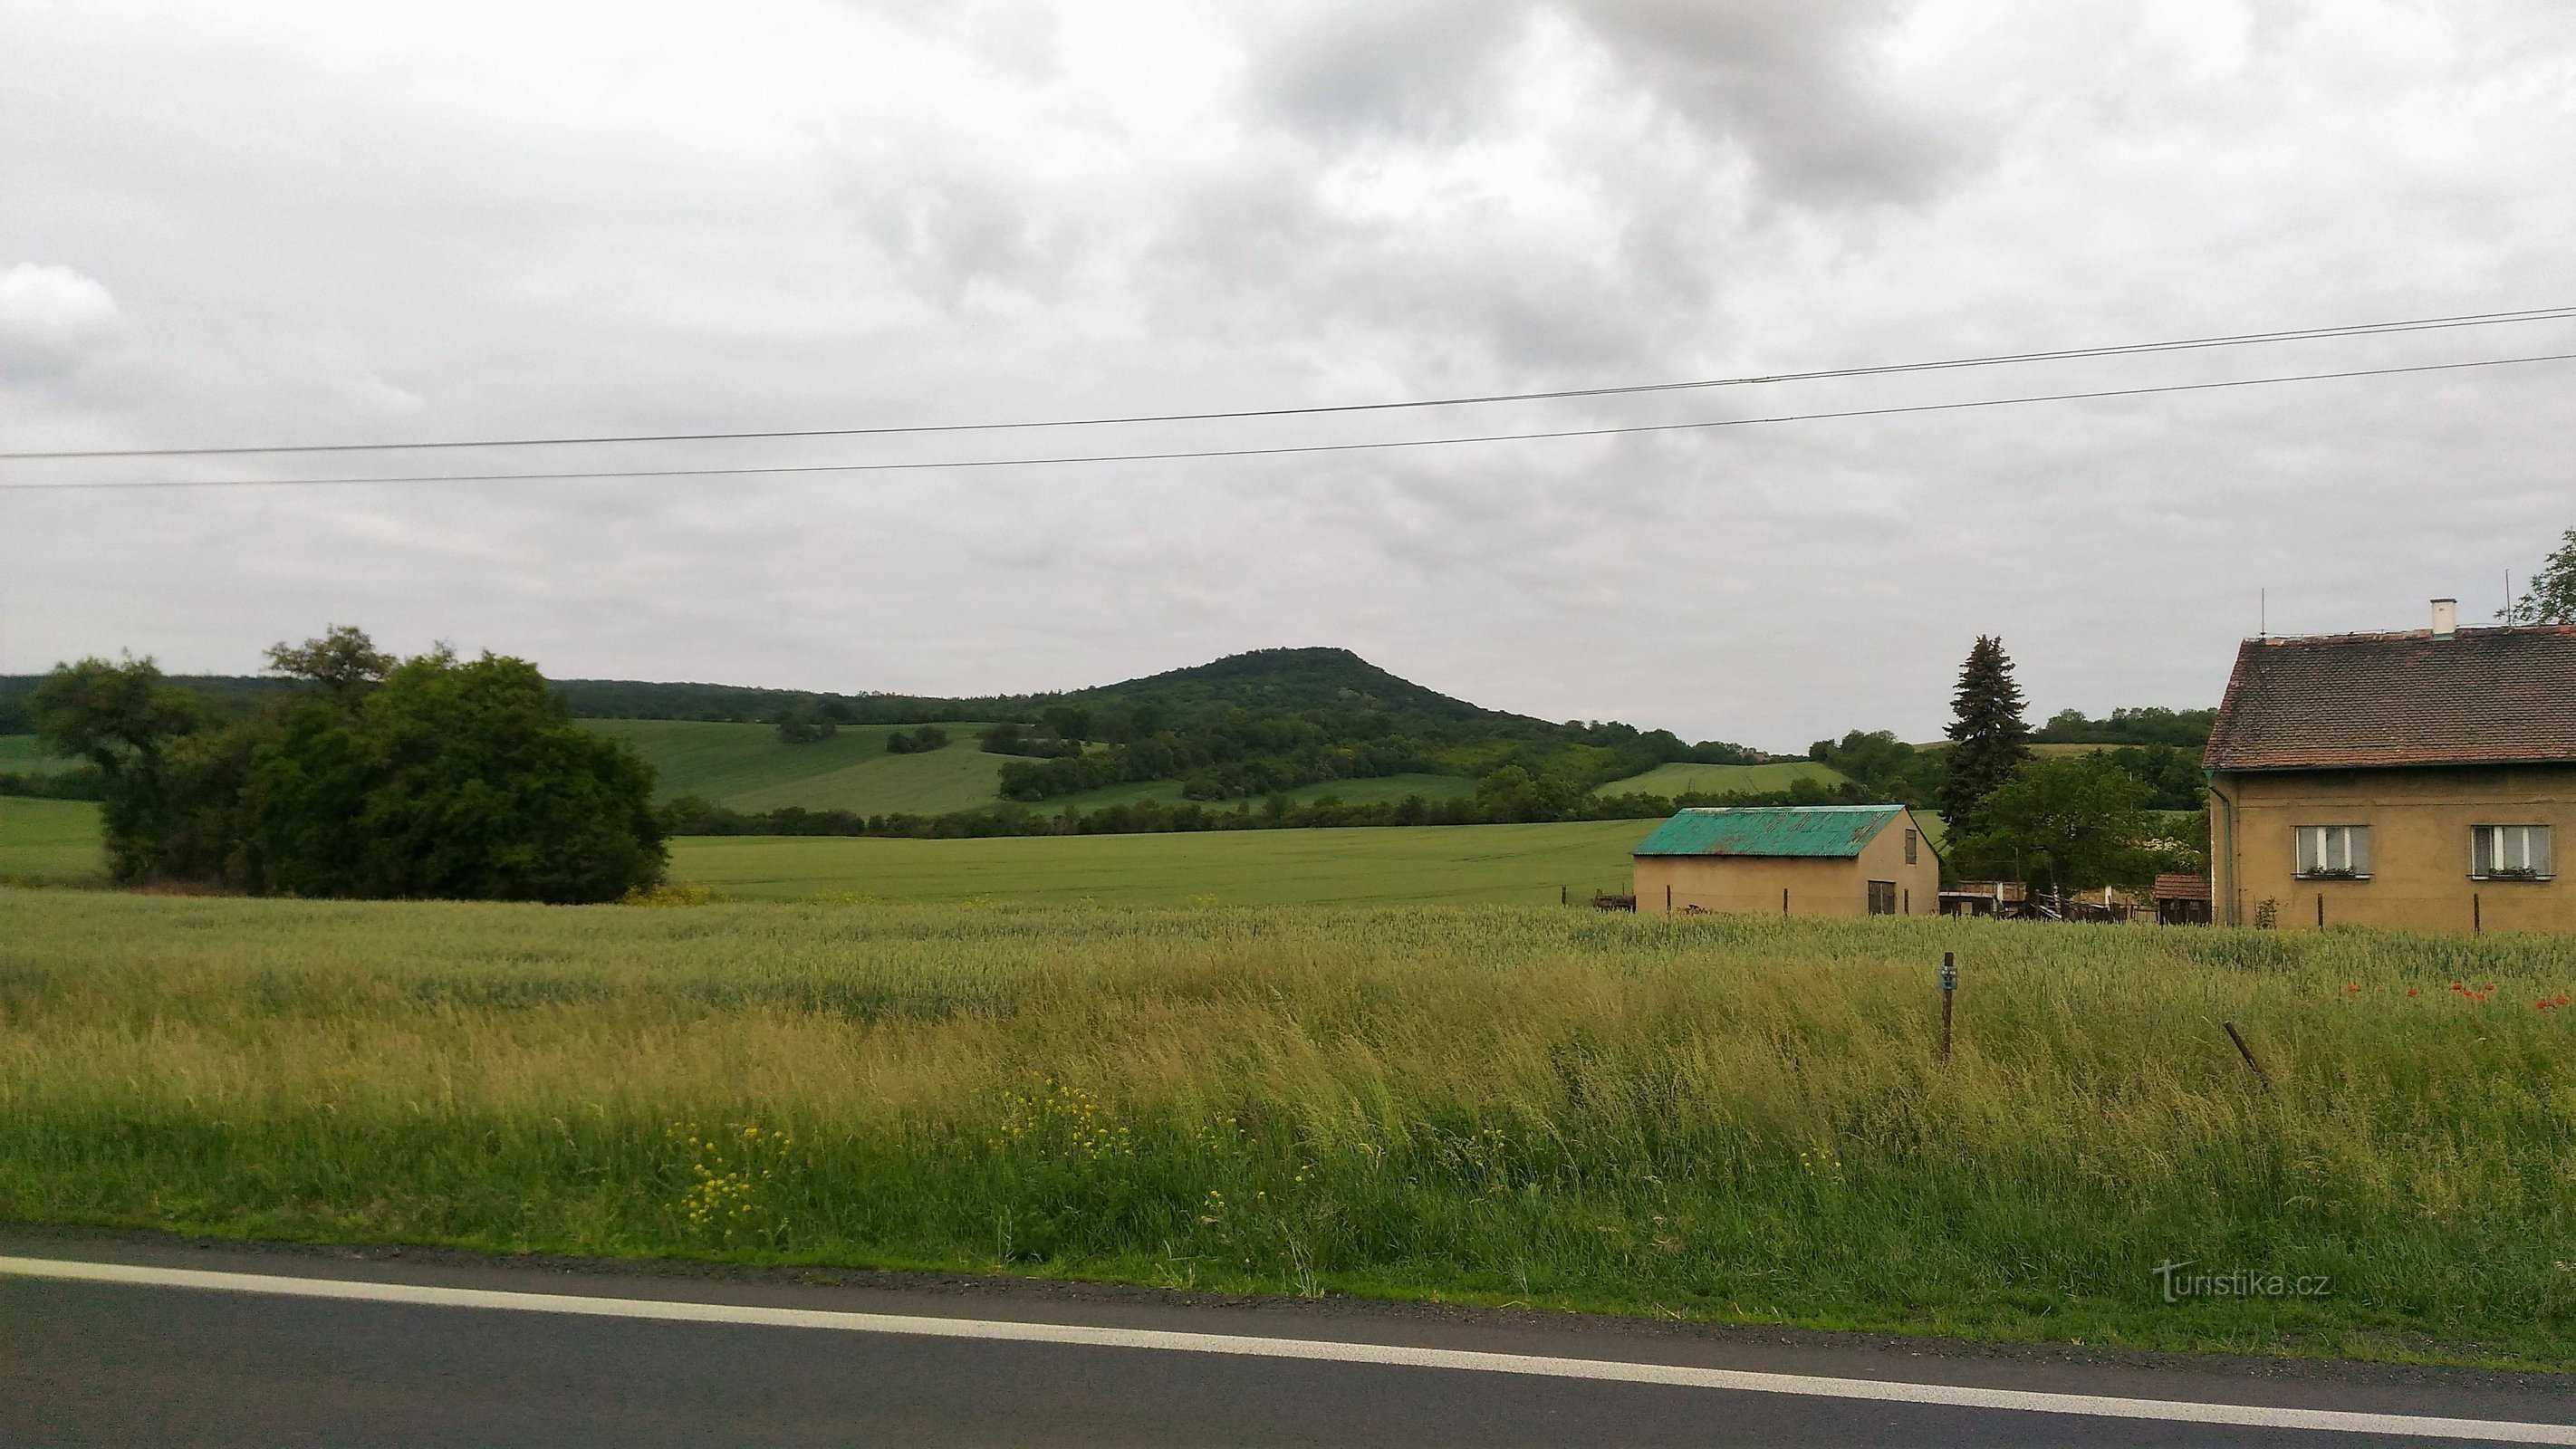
[{"xmin": 3, "ymin": 887, "xmax": 2571, "ymax": 1366}]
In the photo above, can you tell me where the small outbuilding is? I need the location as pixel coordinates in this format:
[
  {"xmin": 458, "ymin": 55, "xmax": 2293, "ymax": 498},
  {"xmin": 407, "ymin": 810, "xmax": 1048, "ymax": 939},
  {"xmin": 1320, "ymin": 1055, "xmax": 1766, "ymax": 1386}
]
[
  {"xmin": 1631, "ymin": 804, "xmax": 1941, "ymax": 917},
  {"xmin": 2153, "ymin": 874, "xmax": 2212, "ymax": 926}
]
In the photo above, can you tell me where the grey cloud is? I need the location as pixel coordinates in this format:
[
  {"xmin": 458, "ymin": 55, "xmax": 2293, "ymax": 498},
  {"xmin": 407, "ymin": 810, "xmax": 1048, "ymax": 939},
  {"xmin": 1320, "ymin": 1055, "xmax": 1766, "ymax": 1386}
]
[
  {"xmin": 1562, "ymin": 0, "xmax": 1967, "ymax": 205},
  {"xmin": 1247, "ymin": 0, "xmax": 1529, "ymax": 140}
]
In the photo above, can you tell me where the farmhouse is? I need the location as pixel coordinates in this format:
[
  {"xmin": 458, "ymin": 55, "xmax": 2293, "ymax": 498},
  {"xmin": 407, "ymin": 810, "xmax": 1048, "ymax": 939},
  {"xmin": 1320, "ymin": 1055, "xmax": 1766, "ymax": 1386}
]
[
  {"xmin": 1632, "ymin": 804, "xmax": 1940, "ymax": 917},
  {"xmin": 2204, "ymin": 603, "xmax": 2576, "ymax": 933}
]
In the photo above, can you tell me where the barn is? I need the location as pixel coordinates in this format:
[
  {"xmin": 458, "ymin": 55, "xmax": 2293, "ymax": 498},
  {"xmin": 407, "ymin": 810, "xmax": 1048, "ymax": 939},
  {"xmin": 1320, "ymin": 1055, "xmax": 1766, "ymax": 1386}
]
[{"xmin": 1631, "ymin": 804, "xmax": 1942, "ymax": 917}]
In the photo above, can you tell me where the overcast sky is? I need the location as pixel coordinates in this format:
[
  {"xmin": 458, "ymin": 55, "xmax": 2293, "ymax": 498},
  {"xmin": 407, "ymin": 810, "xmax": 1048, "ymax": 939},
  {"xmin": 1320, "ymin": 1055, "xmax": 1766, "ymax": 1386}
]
[{"xmin": 4, "ymin": 2, "xmax": 2571, "ymax": 749}]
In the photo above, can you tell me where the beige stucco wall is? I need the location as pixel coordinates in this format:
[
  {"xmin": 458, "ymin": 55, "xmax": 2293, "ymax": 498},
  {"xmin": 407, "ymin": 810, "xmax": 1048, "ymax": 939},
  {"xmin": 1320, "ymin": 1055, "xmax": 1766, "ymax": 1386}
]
[
  {"xmin": 2210, "ymin": 765, "xmax": 2576, "ymax": 934},
  {"xmin": 1631, "ymin": 811, "xmax": 1942, "ymax": 917}
]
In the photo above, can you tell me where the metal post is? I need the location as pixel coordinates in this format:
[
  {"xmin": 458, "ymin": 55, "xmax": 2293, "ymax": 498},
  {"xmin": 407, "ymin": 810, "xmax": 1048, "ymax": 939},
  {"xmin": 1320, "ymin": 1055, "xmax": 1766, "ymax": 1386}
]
[
  {"xmin": 1665, "ymin": 884, "xmax": 1673, "ymax": 915},
  {"xmin": 1938, "ymin": 952, "xmax": 1956, "ymax": 1065},
  {"xmin": 1782, "ymin": 887, "xmax": 1790, "ymax": 917},
  {"xmin": 2315, "ymin": 895, "xmax": 2324, "ymax": 930},
  {"xmin": 2474, "ymin": 893, "xmax": 2481, "ymax": 934}
]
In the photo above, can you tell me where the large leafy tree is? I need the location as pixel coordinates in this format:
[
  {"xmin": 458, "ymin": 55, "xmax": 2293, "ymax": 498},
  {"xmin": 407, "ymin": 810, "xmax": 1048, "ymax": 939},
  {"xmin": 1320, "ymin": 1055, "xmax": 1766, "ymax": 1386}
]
[
  {"xmin": 1936, "ymin": 636, "xmax": 2033, "ymax": 835},
  {"xmin": 2504, "ymin": 526, "xmax": 2576, "ymax": 624},
  {"xmin": 29, "ymin": 629, "xmax": 665, "ymax": 902},
  {"xmin": 1957, "ymin": 753, "xmax": 2154, "ymax": 891},
  {"xmin": 27, "ymin": 656, "xmax": 213, "ymax": 880}
]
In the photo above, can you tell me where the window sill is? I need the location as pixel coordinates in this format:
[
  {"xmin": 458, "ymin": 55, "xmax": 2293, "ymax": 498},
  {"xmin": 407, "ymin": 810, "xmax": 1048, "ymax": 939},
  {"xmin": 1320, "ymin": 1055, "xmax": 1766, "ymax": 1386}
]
[
  {"xmin": 2294, "ymin": 873, "xmax": 2371, "ymax": 883},
  {"xmin": 2469, "ymin": 875, "xmax": 2554, "ymax": 884}
]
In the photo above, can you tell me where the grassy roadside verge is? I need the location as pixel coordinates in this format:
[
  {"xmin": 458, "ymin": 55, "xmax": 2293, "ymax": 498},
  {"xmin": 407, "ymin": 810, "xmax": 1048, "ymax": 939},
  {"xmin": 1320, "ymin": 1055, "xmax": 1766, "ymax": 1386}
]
[{"xmin": 3, "ymin": 889, "xmax": 2571, "ymax": 1367}]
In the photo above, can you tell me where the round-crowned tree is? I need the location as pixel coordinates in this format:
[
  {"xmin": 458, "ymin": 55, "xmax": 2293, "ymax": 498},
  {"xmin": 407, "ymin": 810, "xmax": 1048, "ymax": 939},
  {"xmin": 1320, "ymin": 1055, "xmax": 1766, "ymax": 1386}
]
[{"xmin": 252, "ymin": 647, "xmax": 665, "ymax": 902}]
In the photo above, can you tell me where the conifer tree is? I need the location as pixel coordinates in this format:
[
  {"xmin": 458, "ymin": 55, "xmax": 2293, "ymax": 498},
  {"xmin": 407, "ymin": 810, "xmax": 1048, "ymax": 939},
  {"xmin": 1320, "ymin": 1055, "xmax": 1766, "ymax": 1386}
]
[{"xmin": 1937, "ymin": 635, "xmax": 2033, "ymax": 834}]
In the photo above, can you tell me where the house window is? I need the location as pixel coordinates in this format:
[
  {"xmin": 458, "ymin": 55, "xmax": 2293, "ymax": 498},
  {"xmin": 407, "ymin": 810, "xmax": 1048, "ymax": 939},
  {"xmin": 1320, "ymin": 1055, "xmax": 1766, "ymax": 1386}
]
[
  {"xmin": 2471, "ymin": 825, "xmax": 2552, "ymax": 880},
  {"xmin": 1868, "ymin": 880, "xmax": 1898, "ymax": 916},
  {"xmin": 2294, "ymin": 825, "xmax": 2371, "ymax": 879},
  {"xmin": 1904, "ymin": 829, "xmax": 1918, "ymax": 865}
]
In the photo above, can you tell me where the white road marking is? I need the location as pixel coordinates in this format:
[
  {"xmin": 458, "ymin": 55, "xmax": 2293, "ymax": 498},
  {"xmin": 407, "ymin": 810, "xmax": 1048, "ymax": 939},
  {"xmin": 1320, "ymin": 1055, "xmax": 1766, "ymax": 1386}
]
[{"xmin": 5, "ymin": 1254, "xmax": 2568, "ymax": 1443}]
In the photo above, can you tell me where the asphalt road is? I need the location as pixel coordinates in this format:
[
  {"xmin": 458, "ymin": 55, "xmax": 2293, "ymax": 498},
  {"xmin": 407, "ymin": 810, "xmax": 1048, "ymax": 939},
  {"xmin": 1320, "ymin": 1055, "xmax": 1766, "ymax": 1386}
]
[{"xmin": 5, "ymin": 1229, "xmax": 2571, "ymax": 1447}]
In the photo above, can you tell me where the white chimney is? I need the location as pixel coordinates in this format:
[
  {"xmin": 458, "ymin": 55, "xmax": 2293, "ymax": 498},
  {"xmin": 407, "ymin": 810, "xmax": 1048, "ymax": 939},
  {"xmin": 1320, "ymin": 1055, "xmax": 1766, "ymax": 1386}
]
[{"xmin": 2431, "ymin": 598, "xmax": 2458, "ymax": 638}]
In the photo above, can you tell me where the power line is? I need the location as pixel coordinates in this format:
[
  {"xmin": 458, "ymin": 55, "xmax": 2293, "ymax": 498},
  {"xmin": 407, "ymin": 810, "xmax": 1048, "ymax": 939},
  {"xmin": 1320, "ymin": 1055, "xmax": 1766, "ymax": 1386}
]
[
  {"xmin": 5, "ymin": 305, "xmax": 2574, "ymax": 462},
  {"xmin": 9, "ymin": 350, "xmax": 2569, "ymax": 494}
]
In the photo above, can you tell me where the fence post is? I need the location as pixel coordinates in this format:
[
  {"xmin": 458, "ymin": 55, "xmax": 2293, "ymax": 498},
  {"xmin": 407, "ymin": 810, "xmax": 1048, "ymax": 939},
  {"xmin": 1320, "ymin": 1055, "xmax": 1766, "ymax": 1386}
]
[
  {"xmin": 1938, "ymin": 952, "xmax": 1956, "ymax": 1065},
  {"xmin": 2222, "ymin": 1021, "xmax": 2273, "ymax": 1093}
]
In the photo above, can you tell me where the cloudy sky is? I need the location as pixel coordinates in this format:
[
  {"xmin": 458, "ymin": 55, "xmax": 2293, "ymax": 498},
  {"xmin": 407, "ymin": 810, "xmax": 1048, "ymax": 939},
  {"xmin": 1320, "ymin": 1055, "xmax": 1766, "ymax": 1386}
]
[{"xmin": 3, "ymin": 1, "xmax": 2571, "ymax": 749}]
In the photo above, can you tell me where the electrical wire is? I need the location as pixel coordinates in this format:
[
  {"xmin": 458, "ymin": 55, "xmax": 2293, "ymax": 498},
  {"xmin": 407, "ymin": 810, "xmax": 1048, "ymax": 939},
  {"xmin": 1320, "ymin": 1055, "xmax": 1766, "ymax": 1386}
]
[
  {"xmin": 5, "ymin": 304, "xmax": 2573, "ymax": 462},
  {"xmin": 7, "ymin": 349, "xmax": 2569, "ymax": 494}
]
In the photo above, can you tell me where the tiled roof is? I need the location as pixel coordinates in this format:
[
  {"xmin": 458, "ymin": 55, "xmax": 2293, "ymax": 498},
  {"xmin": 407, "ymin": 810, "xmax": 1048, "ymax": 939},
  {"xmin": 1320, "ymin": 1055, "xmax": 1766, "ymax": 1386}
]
[
  {"xmin": 1632, "ymin": 804, "xmax": 1910, "ymax": 859},
  {"xmin": 2153, "ymin": 874, "xmax": 2210, "ymax": 901},
  {"xmin": 2204, "ymin": 624, "xmax": 2576, "ymax": 771}
]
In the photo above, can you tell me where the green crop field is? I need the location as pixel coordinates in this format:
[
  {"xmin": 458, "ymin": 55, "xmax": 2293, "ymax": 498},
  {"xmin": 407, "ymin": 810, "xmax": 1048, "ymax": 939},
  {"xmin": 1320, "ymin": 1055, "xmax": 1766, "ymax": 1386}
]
[
  {"xmin": 0, "ymin": 801, "xmax": 1649, "ymax": 903},
  {"xmin": 4, "ymin": 889, "xmax": 2570, "ymax": 1367},
  {"xmin": 581, "ymin": 719, "xmax": 1005, "ymax": 813},
  {"xmin": 670, "ymin": 820, "xmax": 1650, "ymax": 906},
  {"xmin": 0, "ymin": 735, "xmax": 79, "ymax": 777},
  {"xmin": 1593, "ymin": 760, "xmax": 1850, "ymax": 796},
  {"xmin": 0, "ymin": 800, "xmax": 104, "ymax": 884}
]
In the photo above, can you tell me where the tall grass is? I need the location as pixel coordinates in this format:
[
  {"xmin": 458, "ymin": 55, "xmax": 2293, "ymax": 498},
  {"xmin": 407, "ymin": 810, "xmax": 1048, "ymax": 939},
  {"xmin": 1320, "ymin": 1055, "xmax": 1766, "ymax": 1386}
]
[{"xmin": 3, "ymin": 888, "xmax": 2571, "ymax": 1365}]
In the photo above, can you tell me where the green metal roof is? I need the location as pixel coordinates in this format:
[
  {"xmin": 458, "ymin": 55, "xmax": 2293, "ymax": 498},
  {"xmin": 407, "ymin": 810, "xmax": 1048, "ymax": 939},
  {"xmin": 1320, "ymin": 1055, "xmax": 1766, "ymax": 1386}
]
[{"xmin": 1632, "ymin": 804, "xmax": 1908, "ymax": 859}]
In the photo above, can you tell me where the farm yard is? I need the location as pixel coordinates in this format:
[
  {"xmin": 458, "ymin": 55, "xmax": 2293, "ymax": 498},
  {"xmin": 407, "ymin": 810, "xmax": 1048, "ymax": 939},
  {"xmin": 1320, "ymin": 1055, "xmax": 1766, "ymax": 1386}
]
[{"xmin": 2, "ymin": 888, "xmax": 2570, "ymax": 1368}]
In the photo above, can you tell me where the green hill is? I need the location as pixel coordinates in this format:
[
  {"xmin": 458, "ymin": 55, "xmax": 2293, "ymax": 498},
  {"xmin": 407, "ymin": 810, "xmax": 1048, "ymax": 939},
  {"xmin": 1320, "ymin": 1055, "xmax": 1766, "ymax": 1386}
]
[{"xmin": 1071, "ymin": 647, "xmax": 1501, "ymax": 723}]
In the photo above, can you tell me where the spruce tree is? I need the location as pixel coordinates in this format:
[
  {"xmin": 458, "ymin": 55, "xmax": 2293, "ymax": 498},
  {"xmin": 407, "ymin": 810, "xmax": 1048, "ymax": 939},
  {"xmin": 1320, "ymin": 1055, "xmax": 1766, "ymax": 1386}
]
[{"xmin": 1937, "ymin": 635, "xmax": 2033, "ymax": 835}]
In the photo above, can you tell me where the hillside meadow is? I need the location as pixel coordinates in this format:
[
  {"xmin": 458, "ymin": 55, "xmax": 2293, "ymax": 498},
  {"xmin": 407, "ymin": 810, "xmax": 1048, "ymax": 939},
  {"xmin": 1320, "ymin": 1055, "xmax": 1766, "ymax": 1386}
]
[
  {"xmin": 0, "ymin": 734, "xmax": 79, "ymax": 777},
  {"xmin": 580, "ymin": 719, "xmax": 1008, "ymax": 814},
  {"xmin": 0, "ymin": 800, "xmax": 104, "ymax": 885},
  {"xmin": 2, "ymin": 888, "xmax": 2570, "ymax": 1367}
]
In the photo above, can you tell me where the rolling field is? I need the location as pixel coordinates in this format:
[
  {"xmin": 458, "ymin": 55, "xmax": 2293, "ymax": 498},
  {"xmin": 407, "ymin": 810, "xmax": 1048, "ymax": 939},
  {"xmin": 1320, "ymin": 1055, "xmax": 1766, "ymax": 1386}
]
[
  {"xmin": 1047, "ymin": 772, "xmax": 1481, "ymax": 815},
  {"xmin": 0, "ymin": 800, "xmax": 103, "ymax": 883},
  {"xmin": 671, "ymin": 820, "xmax": 1650, "ymax": 905},
  {"xmin": 581, "ymin": 719, "xmax": 1005, "ymax": 814},
  {"xmin": 1592, "ymin": 760, "xmax": 1849, "ymax": 796},
  {"xmin": 0, "ymin": 735, "xmax": 78, "ymax": 777},
  {"xmin": 3, "ymin": 889, "xmax": 2570, "ymax": 1367},
  {"xmin": 0, "ymin": 800, "xmax": 1649, "ymax": 903}
]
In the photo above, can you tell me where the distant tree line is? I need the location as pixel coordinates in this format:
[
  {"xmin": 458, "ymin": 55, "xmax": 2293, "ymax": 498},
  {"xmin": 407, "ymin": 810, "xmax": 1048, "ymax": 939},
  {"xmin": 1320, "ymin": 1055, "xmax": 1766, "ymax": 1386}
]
[
  {"xmin": 2031, "ymin": 705, "xmax": 2217, "ymax": 748},
  {"xmin": 658, "ymin": 772, "xmax": 1875, "ymax": 840}
]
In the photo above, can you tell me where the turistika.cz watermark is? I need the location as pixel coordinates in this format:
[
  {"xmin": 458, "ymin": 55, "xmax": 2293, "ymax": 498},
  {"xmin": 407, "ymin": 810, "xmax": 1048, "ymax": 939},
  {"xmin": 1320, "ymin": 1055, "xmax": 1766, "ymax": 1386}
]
[{"xmin": 2152, "ymin": 1260, "xmax": 2331, "ymax": 1303}]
